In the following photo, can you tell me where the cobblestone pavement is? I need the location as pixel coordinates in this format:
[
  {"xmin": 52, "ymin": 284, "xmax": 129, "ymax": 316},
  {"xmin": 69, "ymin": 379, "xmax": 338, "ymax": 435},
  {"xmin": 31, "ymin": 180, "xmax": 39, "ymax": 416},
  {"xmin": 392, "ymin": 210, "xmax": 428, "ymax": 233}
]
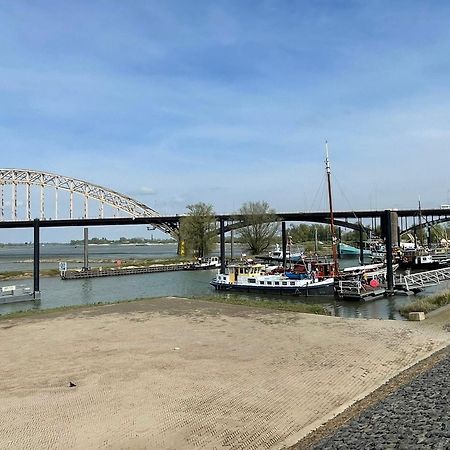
[{"xmin": 313, "ymin": 349, "xmax": 450, "ymax": 449}]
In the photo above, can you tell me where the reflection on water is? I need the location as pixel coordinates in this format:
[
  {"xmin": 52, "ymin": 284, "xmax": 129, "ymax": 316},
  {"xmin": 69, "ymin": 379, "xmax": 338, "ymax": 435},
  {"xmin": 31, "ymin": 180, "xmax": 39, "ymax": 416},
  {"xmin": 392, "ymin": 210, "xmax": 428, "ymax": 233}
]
[{"xmin": 1, "ymin": 244, "xmax": 449, "ymax": 320}]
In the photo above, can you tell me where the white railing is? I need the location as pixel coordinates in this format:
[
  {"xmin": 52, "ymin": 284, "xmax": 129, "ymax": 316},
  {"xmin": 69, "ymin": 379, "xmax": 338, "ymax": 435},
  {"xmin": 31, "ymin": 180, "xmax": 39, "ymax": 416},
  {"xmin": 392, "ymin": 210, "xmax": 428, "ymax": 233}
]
[
  {"xmin": 337, "ymin": 280, "xmax": 363, "ymax": 295},
  {"xmin": 404, "ymin": 267, "xmax": 450, "ymax": 291}
]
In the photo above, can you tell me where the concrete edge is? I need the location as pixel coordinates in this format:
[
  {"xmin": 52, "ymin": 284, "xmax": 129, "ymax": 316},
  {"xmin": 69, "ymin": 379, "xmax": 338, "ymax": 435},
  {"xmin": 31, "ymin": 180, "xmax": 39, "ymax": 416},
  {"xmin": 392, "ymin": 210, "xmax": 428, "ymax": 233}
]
[
  {"xmin": 281, "ymin": 342, "xmax": 450, "ymax": 449},
  {"xmin": 426, "ymin": 302, "xmax": 450, "ymax": 318}
]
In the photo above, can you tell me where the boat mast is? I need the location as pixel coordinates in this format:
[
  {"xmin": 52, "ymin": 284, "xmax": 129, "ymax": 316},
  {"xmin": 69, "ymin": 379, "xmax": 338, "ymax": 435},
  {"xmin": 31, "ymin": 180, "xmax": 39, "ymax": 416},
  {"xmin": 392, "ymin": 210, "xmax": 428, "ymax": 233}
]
[
  {"xmin": 325, "ymin": 141, "xmax": 339, "ymax": 275},
  {"xmin": 418, "ymin": 196, "xmax": 422, "ymax": 247}
]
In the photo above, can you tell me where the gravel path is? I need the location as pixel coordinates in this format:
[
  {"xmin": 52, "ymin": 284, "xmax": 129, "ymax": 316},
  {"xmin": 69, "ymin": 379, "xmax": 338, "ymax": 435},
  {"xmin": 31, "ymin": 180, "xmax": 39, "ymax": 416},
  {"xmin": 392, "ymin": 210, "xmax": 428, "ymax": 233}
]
[{"xmin": 311, "ymin": 348, "xmax": 450, "ymax": 449}]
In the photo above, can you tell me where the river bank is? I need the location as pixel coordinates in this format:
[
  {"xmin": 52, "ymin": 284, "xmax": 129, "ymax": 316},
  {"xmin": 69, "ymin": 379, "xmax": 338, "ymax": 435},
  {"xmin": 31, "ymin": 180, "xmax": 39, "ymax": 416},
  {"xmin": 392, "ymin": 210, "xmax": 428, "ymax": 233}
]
[{"xmin": 1, "ymin": 296, "xmax": 448, "ymax": 449}]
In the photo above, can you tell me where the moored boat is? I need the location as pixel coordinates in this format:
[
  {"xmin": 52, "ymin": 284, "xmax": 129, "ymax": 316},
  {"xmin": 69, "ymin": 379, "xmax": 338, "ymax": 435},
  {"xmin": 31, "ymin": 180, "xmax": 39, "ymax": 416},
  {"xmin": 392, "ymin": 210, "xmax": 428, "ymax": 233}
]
[
  {"xmin": 0, "ymin": 285, "xmax": 35, "ymax": 304},
  {"xmin": 187, "ymin": 256, "xmax": 221, "ymax": 270},
  {"xmin": 399, "ymin": 252, "xmax": 449, "ymax": 270},
  {"xmin": 210, "ymin": 263, "xmax": 335, "ymax": 296},
  {"xmin": 338, "ymin": 242, "xmax": 371, "ymax": 256},
  {"xmin": 266, "ymin": 243, "xmax": 304, "ymax": 262}
]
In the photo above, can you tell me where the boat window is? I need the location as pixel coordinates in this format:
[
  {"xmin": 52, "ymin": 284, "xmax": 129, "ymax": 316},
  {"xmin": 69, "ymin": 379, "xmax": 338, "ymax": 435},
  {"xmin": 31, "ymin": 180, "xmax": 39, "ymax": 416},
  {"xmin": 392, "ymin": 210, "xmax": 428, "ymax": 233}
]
[
  {"xmin": 248, "ymin": 278, "xmax": 256, "ymax": 284},
  {"xmin": 267, "ymin": 281, "xmax": 272, "ymax": 285},
  {"xmin": 274, "ymin": 281, "xmax": 279, "ymax": 285},
  {"xmin": 259, "ymin": 281, "xmax": 264, "ymax": 285},
  {"xmin": 282, "ymin": 281, "xmax": 287, "ymax": 286},
  {"xmin": 290, "ymin": 281, "xmax": 295, "ymax": 286}
]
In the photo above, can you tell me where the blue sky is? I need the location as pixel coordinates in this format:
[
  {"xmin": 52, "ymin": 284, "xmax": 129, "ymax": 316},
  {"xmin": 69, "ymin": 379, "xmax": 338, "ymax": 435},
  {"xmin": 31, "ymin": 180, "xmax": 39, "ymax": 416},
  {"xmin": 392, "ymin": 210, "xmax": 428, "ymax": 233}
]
[{"xmin": 1, "ymin": 1, "xmax": 450, "ymax": 241}]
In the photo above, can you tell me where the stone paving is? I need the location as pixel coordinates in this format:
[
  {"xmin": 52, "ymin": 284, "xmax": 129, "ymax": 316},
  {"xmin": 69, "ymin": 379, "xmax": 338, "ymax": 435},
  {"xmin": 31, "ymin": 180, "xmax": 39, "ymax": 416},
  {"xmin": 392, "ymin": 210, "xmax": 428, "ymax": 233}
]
[
  {"xmin": 313, "ymin": 349, "xmax": 450, "ymax": 449},
  {"xmin": 0, "ymin": 298, "xmax": 449, "ymax": 449}
]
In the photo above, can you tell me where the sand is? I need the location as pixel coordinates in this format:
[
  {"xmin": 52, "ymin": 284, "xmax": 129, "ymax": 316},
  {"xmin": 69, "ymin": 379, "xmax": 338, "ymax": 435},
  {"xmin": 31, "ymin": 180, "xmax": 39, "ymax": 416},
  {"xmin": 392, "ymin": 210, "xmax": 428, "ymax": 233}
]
[{"xmin": 0, "ymin": 297, "xmax": 449, "ymax": 449}]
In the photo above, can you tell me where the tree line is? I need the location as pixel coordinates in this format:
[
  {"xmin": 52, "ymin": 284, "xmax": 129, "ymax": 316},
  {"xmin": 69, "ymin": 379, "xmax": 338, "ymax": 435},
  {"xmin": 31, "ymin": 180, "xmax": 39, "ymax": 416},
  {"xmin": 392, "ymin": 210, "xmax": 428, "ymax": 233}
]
[
  {"xmin": 180, "ymin": 201, "xmax": 335, "ymax": 257},
  {"xmin": 180, "ymin": 202, "xmax": 450, "ymax": 258}
]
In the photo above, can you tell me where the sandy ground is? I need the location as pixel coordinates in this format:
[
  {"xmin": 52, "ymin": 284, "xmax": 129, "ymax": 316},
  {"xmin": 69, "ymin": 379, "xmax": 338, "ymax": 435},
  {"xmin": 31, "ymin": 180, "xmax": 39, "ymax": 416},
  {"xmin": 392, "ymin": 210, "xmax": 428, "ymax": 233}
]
[{"xmin": 0, "ymin": 297, "xmax": 449, "ymax": 450}]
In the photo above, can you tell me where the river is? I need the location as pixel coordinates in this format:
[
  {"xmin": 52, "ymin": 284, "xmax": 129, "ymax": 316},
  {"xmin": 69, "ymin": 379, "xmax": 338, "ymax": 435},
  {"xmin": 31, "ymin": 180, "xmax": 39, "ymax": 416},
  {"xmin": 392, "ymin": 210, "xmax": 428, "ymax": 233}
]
[{"xmin": 0, "ymin": 243, "xmax": 448, "ymax": 320}]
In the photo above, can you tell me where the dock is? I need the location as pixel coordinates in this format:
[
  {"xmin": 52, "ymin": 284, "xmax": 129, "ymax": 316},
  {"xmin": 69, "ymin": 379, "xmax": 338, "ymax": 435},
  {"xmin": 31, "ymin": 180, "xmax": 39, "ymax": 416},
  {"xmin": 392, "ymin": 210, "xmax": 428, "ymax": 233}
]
[
  {"xmin": 60, "ymin": 261, "xmax": 219, "ymax": 280},
  {"xmin": 336, "ymin": 279, "xmax": 386, "ymax": 301}
]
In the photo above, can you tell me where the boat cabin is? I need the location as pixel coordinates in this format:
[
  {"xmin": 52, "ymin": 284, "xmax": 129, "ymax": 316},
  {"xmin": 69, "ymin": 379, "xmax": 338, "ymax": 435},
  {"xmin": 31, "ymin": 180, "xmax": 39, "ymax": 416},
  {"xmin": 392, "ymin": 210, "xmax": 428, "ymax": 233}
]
[
  {"xmin": 226, "ymin": 264, "xmax": 266, "ymax": 284},
  {"xmin": 414, "ymin": 255, "xmax": 434, "ymax": 265}
]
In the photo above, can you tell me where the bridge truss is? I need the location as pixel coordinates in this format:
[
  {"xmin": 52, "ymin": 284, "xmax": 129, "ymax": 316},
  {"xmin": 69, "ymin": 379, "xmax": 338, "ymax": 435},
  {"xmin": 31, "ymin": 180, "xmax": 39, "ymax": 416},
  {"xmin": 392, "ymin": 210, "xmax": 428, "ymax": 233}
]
[{"xmin": 0, "ymin": 169, "xmax": 176, "ymax": 234}]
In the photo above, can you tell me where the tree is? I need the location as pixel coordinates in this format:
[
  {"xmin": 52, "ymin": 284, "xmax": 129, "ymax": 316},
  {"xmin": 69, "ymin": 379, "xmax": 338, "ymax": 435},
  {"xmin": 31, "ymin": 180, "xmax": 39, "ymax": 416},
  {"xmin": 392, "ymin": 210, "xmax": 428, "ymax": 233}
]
[
  {"xmin": 288, "ymin": 223, "xmax": 330, "ymax": 243},
  {"xmin": 179, "ymin": 202, "xmax": 217, "ymax": 258},
  {"xmin": 237, "ymin": 201, "xmax": 279, "ymax": 255}
]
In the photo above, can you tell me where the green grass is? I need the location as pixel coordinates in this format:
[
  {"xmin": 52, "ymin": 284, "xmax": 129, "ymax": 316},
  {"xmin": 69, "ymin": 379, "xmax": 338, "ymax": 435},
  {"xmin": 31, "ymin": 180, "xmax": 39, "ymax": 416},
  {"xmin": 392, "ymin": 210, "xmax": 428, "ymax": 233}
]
[
  {"xmin": 190, "ymin": 294, "xmax": 331, "ymax": 315},
  {"xmin": 0, "ymin": 294, "xmax": 331, "ymax": 321},
  {"xmin": 398, "ymin": 289, "xmax": 450, "ymax": 317},
  {"xmin": 0, "ymin": 269, "xmax": 61, "ymax": 281},
  {"xmin": 0, "ymin": 302, "xmax": 108, "ymax": 321}
]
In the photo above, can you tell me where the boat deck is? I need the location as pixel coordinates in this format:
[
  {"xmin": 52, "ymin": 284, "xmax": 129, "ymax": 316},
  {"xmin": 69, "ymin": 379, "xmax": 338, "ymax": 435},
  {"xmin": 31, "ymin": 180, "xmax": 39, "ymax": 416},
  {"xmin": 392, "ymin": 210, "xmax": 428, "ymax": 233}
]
[{"xmin": 336, "ymin": 280, "xmax": 387, "ymax": 301}]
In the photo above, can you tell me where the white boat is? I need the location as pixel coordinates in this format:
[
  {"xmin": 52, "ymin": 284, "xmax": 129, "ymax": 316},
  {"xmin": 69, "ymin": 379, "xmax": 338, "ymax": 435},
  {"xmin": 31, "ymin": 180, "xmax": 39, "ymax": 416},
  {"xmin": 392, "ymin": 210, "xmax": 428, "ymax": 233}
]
[
  {"xmin": 189, "ymin": 256, "xmax": 221, "ymax": 270},
  {"xmin": 340, "ymin": 262, "xmax": 399, "ymax": 281},
  {"xmin": 210, "ymin": 263, "xmax": 335, "ymax": 296},
  {"xmin": 0, "ymin": 285, "xmax": 35, "ymax": 304},
  {"xmin": 267, "ymin": 243, "xmax": 304, "ymax": 261}
]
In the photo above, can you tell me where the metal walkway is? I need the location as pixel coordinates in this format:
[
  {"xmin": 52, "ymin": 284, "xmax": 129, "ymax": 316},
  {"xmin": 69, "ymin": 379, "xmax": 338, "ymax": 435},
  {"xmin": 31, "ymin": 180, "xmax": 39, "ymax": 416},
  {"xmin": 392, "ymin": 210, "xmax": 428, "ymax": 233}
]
[{"xmin": 404, "ymin": 267, "xmax": 450, "ymax": 291}]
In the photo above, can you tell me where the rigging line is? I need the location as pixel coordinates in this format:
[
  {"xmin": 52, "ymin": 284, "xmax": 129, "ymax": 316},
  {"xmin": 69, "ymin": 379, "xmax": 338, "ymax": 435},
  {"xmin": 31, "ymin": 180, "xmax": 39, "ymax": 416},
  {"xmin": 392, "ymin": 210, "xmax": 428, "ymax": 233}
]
[
  {"xmin": 308, "ymin": 173, "xmax": 326, "ymax": 213},
  {"xmin": 334, "ymin": 177, "xmax": 360, "ymax": 222}
]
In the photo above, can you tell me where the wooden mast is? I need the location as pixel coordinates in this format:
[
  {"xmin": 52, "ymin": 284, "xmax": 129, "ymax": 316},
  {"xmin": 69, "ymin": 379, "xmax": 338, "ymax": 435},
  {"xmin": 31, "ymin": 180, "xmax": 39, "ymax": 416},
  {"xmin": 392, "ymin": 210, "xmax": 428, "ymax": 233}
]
[{"xmin": 325, "ymin": 141, "xmax": 339, "ymax": 275}]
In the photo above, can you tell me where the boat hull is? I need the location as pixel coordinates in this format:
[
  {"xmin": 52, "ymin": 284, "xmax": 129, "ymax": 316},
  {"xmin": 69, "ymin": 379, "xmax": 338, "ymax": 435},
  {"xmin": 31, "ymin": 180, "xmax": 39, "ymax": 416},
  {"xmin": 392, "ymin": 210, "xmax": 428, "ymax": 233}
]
[
  {"xmin": 0, "ymin": 293, "xmax": 35, "ymax": 304},
  {"xmin": 210, "ymin": 281, "xmax": 335, "ymax": 296},
  {"xmin": 399, "ymin": 261, "xmax": 448, "ymax": 270}
]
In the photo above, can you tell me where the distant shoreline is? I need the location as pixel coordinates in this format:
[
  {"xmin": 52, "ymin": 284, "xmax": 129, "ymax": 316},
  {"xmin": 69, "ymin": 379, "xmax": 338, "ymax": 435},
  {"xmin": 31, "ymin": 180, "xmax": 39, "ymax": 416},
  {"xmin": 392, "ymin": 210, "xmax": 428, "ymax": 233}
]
[{"xmin": 0, "ymin": 242, "xmax": 178, "ymax": 247}]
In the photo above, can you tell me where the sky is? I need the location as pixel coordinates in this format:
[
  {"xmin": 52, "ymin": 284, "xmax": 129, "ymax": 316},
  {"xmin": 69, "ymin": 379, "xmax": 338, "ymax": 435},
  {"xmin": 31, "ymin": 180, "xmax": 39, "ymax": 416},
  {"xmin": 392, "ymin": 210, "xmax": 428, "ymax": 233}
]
[{"xmin": 1, "ymin": 0, "xmax": 450, "ymax": 241}]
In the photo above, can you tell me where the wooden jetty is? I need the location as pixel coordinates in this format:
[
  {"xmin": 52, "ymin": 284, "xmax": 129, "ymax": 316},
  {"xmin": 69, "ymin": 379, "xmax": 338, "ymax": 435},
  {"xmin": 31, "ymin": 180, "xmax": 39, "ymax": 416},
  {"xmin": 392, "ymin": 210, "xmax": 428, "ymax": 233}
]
[
  {"xmin": 61, "ymin": 258, "xmax": 220, "ymax": 280},
  {"xmin": 61, "ymin": 263, "xmax": 190, "ymax": 279}
]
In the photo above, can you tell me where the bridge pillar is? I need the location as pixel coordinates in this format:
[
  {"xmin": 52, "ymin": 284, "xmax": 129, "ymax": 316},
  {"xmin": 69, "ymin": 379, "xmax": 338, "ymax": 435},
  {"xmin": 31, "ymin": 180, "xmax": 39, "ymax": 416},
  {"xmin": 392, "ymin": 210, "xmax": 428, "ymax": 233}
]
[
  {"xmin": 359, "ymin": 224, "xmax": 364, "ymax": 265},
  {"xmin": 83, "ymin": 227, "xmax": 89, "ymax": 270},
  {"xmin": 281, "ymin": 222, "xmax": 287, "ymax": 268},
  {"xmin": 33, "ymin": 218, "xmax": 41, "ymax": 298},
  {"xmin": 384, "ymin": 210, "xmax": 394, "ymax": 293},
  {"xmin": 219, "ymin": 218, "xmax": 225, "ymax": 274}
]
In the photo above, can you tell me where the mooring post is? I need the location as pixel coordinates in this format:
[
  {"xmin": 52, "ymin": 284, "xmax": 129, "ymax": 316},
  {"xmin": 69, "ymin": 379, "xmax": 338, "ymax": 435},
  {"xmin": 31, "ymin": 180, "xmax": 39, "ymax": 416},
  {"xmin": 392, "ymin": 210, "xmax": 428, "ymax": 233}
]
[
  {"xmin": 220, "ymin": 218, "xmax": 225, "ymax": 274},
  {"xmin": 83, "ymin": 227, "xmax": 89, "ymax": 270},
  {"xmin": 281, "ymin": 221, "xmax": 287, "ymax": 269},
  {"xmin": 33, "ymin": 218, "xmax": 40, "ymax": 298},
  {"xmin": 413, "ymin": 218, "xmax": 417, "ymax": 248},
  {"xmin": 359, "ymin": 223, "xmax": 364, "ymax": 266},
  {"xmin": 384, "ymin": 210, "xmax": 394, "ymax": 292},
  {"xmin": 337, "ymin": 227, "xmax": 342, "ymax": 258},
  {"xmin": 230, "ymin": 228, "xmax": 234, "ymax": 261}
]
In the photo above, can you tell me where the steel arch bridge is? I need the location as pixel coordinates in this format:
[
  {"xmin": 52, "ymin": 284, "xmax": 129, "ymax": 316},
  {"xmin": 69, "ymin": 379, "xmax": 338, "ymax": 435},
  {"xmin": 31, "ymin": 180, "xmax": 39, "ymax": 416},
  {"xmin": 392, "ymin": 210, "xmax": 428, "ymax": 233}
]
[
  {"xmin": 0, "ymin": 168, "xmax": 176, "ymax": 235},
  {"xmin": 400, "ymin": 216, "xmax": 450, "ymax": 236}
]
